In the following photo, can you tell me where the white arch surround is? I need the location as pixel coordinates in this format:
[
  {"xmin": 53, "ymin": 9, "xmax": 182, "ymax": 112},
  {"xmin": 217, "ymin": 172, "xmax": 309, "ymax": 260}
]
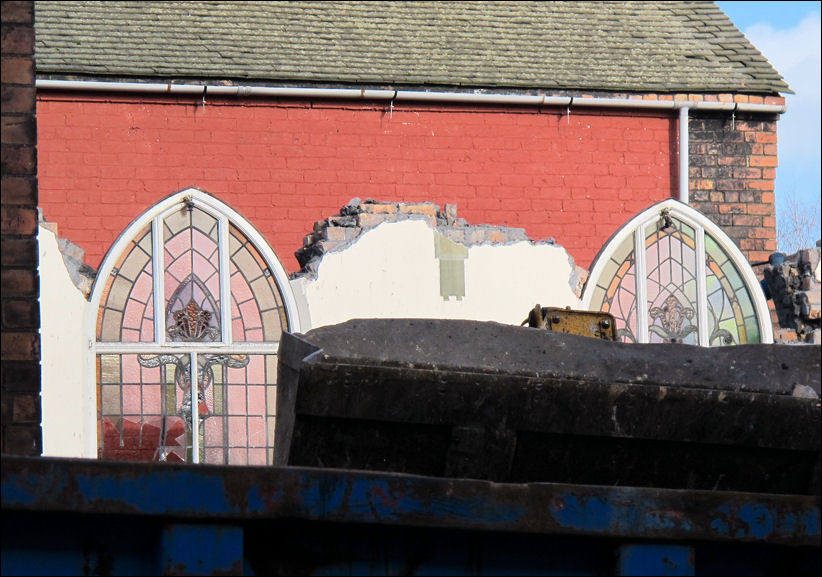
[
  {"xmin": 84, "ymin": 187, "xmax": 302, "ymax": 461},
  {"xmin": 89, "ymin": 188, "xmax": 301, "ymax": 334},
  {"xmin": 581, "ymin": 199, "xmax": 773, "ymax": 346}
]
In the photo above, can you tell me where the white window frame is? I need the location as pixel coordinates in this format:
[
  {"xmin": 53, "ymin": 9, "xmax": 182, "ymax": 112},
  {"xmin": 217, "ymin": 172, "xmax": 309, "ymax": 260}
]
[
  {"xmin": 581, "ymin": 199, "xmax": 773, "ymax": 345},
  {"xmin": 85, "ymin": 187, "xmax": 302, "ymax": 460}
]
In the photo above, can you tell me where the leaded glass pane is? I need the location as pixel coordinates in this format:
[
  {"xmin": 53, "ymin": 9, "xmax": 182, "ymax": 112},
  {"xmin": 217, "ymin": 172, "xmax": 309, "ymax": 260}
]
[
  {"xmin": 645, "ymin": 220, "xmax": 699, "ymax": 344},
  {"xmin": 98, "ymin": 352, "xmax": 278, "ymax": 464},
  {"xmin": 585, "ymin": 202, "xmax": 766, "ymax": 348},
  {"xmin": 591, "ymin": 234, "xmax": 637, "ymax": 343},
  {"xmin": 164, "ymin": 207, "xmax": 221, "ymax": 342},
  {"xmin": 96, "ymin": 195, "xmax": 289, "ymax": 465},
  {"xmin": 97, "ymin": 224, "xmax": 153, "ymax": 342},
  {"xmin": 705, "ymin": 234, "xmax": 761, "ymax": 345},
  {"xmin": 229, "ymin": 224, "xmax": 288, "ymax": 342}
]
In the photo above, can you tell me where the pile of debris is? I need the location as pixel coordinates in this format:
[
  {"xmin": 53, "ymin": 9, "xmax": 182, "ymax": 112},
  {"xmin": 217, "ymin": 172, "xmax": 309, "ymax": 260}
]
[{"xmin": 761, "ymin": 244, "xmax": 821, "ymax": 344}]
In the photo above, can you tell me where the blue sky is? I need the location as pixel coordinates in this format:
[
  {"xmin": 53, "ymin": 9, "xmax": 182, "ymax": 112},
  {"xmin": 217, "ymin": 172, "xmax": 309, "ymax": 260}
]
[{"xmin": 715, "ymin": 1, "xmax": 821, "ymax": 250}]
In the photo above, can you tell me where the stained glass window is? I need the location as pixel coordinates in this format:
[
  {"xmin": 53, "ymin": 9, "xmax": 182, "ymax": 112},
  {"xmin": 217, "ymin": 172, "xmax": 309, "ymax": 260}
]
[
  {"xmin": 583, "ymin": 200, "xmax": 772, "ymax": 346},
  {"xmin": 92, "ymin": 189, "xmax": 298, "ymax": 464}
]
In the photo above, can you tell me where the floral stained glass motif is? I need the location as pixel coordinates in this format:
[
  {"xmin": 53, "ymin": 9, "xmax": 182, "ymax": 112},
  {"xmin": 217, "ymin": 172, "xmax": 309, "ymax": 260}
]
[
  {"xmin": 95, "ymin": 192, "xmax": 292, "ymax": 465},
  {"xmin": 164, "ymin": 206, "xmax": 221, "ymax": 342},
  {"xmin": 584, "ymin": 201, "xmax": 769, "ymax": 347},
  {"xmin": 645, "ymin": 223, "xmax": 699, "ymax": 344}
]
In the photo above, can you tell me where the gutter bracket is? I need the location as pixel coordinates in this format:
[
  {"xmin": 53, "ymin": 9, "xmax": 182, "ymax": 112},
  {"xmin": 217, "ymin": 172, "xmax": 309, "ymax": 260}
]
[{"xmin": 389, "ymin": 90, "xmax": 397, "ymax": 119}]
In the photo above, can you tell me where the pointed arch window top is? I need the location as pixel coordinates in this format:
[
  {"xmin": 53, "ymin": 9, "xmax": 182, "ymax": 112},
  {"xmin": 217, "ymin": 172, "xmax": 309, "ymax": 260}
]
[
  {"xmin": 582, "ymin": 199, "xmax": 772, "ymax": 346},
  {"xmin": 92, "ymin": 188, "xmax": 301, "ymax": 345}
]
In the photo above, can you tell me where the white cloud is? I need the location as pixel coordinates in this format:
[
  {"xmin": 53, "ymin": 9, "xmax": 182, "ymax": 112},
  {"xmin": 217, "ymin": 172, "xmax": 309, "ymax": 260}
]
[{"xmin": 744, "ymin": 14, "xmax": 821, "ymax": 164}]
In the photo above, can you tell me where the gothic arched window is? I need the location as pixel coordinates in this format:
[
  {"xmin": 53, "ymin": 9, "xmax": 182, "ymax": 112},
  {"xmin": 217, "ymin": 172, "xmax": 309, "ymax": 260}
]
[
  {"xmin": 91, "ymin": 189, "xmax": 301, "ymax": 464},
  {"xmin": 582, "ymin": 199, "xmax": 772, "ymax": 346}
]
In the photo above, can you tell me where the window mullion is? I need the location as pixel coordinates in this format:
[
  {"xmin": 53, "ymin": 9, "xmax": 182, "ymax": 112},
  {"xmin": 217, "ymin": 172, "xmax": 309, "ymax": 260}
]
[
  {"xmin": 190, "ymin": 351, "xmax": 200, "ymax": 463},
  {"xmin": 634, "ymin": 225, "xmax": 649, "ymax": 343},
  {"xmin": 152, "ymin": 216, "xmax": 166, "ymax": 345},
  {"xmin": 219, "ymin": 215, "xmax": 232, "ymax": 345},
  {"xmin": 695, "ymin": 225, "xmax": 709, "ymax": 346}
]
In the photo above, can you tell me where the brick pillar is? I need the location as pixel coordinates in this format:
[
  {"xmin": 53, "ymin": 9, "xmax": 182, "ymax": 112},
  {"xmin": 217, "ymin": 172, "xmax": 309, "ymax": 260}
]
[
  {"xmin": 2, "ymin": 0, "xmax": 42, "ymax": 455},
  {"xmin": 688, "ymin": 111, "xmax": 779, "ymax": 265}
]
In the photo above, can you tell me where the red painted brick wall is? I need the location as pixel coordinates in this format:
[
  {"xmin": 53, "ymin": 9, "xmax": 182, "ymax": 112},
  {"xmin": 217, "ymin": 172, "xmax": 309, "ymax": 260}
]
[{"xmin": 37, "ymin": 94, "xmax": 676, "ymax": 273}]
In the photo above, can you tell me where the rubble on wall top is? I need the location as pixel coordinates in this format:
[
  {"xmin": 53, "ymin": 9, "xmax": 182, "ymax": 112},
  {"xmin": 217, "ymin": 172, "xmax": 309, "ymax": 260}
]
[{"xmin": 293, "ymin": 198, "xmax": 553, "ymax": 278}]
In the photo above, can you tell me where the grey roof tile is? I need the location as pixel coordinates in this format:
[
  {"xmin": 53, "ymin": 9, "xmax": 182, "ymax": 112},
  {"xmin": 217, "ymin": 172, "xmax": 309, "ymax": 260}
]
[{"xmin": 34, "ymin": 1, "xmax": 791, "ymax": 94}]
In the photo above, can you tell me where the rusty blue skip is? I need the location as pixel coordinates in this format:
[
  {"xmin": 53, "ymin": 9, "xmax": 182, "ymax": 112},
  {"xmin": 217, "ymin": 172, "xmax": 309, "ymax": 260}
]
[{"xmin": 1, "ymin": 455, "xmax": 819, "ymax": 576}]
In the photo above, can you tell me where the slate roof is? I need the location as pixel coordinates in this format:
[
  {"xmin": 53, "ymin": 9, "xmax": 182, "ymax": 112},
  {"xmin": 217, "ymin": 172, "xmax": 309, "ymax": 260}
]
[{"xmin": 33, "ymin": 1, "xmax": 791, "ymax": 95}]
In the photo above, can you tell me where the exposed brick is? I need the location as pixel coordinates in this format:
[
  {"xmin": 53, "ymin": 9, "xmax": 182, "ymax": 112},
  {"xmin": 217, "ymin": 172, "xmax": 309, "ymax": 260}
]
[
  {"xmin": 0, "ymin": 176, "xmax": 36, "ymax": 204},
  {"xmin": 356, "ymin": 212, "xmax": 390, "ymax": 228},
  {"xmin": 1, "ymin": 2, "xmax": 34, "ymax": 24},
  {"xmin": 2, "ymin": 298, "xmax": 39, "ymax": 328},
  {"xmin": 1, "ymin": 115, "xmax": 35, "ymax": 144},
  {"xmin": 718, "ymin": 203, "xmax": 747, "ymax": 214},
  {"xmin": 733, "ymin": 214, "xmax": 762, "ymax": 227},
  {"xmin": 716, "ymin": 179, "xmax": 745, "ymax": 191},
  {"xmin": 0, "ymin": 56, "xmax": 33, "ymax": 84},
  {"xmin": 2, "ymin": 424, "xmax": 41, "ymax": 456},
  {"xmin": 0, "ymin": 205, "xmax": 37, "ymax": 234},
  {"xmin": 0, "ymin": 84, "xmax": 34, "ymax": 113},
  {"xmin": 2, "ymin": 0, "xmax": 41, "ymax": 457},
  {"xmin": 1, "ymin": 143, "xmax": 36, "ymax": 174},
  {"xmin": 1, "ymin": 237, "xmax": 37, "ymax": 265},
  {"xmin": 749, "ymin": 155, "xmax": 778, "ymax": 168},
  {"xmin": 361, "ymin": 202, "xmax": 398, "ymax": 214},
  {"xmin": 0, "ymin": 331, "xmax": 40, "ymax": 361},
  {"xmin": 0, "ymin": 360, "xmax": 41, "ymax": 393},
  {"xmin": 0, "ymin": 24, "xmax": 34, "ymax": 55},
  {"xmin": 747, "ymin": 228, "xmax": 773, "ymax": 239},
  {"xmin": 731, "ymin": 167, "xmax": 762, "ymax": 179},
  {"xmin": 399, "ymin": 202, "xmax": 438, "ymax": 217},
  {"xmin": 12, "ymin": 393, "xmax": 40, "ymax": 422}
]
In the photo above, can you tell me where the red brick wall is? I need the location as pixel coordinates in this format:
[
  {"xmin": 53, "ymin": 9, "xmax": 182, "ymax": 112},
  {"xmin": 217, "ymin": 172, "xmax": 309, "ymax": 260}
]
[
  {"xmin": 1, "ymin": 0, "xmax": 41, "ymax": 456},
  {"xmin": 37, "ymin": 94, "xmax": 676, "ymax": 273},
  {"xmin": 689, "ymin": 111, "xmax": 779, "ymax": 266}
]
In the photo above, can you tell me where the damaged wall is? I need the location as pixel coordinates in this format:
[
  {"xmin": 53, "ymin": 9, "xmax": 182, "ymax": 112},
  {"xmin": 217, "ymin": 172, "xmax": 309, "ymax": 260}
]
[
  {"xmin": 291, "ymin": 200, "xmax": 584, "ymax": 330},
  {"xmin": 36, "ymin": 95, "xmax": 676, "ymax": 275},
  {"xmin": 37, "ymin": 223, "xmax": 93, "ymax": 458}
]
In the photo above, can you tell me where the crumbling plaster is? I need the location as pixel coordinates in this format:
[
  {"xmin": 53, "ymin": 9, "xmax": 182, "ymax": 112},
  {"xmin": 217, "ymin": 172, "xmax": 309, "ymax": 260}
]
[{"xmin": 290, "ymin": 201, "xmax": 584, "ymax": 330}]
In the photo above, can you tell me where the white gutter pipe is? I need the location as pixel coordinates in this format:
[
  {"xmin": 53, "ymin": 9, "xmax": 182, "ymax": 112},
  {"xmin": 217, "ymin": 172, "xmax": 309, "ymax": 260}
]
[
  {"xmin": 36, "ymin": 80, "xmax": 787, "ymax": 209},
  {"xmin": 679, "ymin": 105, "xmax": 690, "ymax": 204},
  {"xmin": 34, "ymin": 79, "xmax": 788, "ymax": 114}
]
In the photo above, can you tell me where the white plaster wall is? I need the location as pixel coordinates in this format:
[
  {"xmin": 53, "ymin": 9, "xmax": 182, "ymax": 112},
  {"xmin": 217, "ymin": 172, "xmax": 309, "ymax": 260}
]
[
  {"xmin": 38, "ymin": 224, "xmax": 94, "ymax": 458},
  {"xmin": 293, "ymin": 219, "xmax": 582, "ymax": 330}
]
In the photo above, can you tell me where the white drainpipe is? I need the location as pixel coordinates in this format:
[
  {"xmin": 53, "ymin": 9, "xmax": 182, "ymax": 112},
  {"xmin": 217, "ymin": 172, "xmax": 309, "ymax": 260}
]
[
  {"xmin": 36, "ymin": 80, "xmax": 786, "ymax": 207},
  {"xmin": 679, "ymin": 105, "xmax": 690, "ymax": 204}
]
